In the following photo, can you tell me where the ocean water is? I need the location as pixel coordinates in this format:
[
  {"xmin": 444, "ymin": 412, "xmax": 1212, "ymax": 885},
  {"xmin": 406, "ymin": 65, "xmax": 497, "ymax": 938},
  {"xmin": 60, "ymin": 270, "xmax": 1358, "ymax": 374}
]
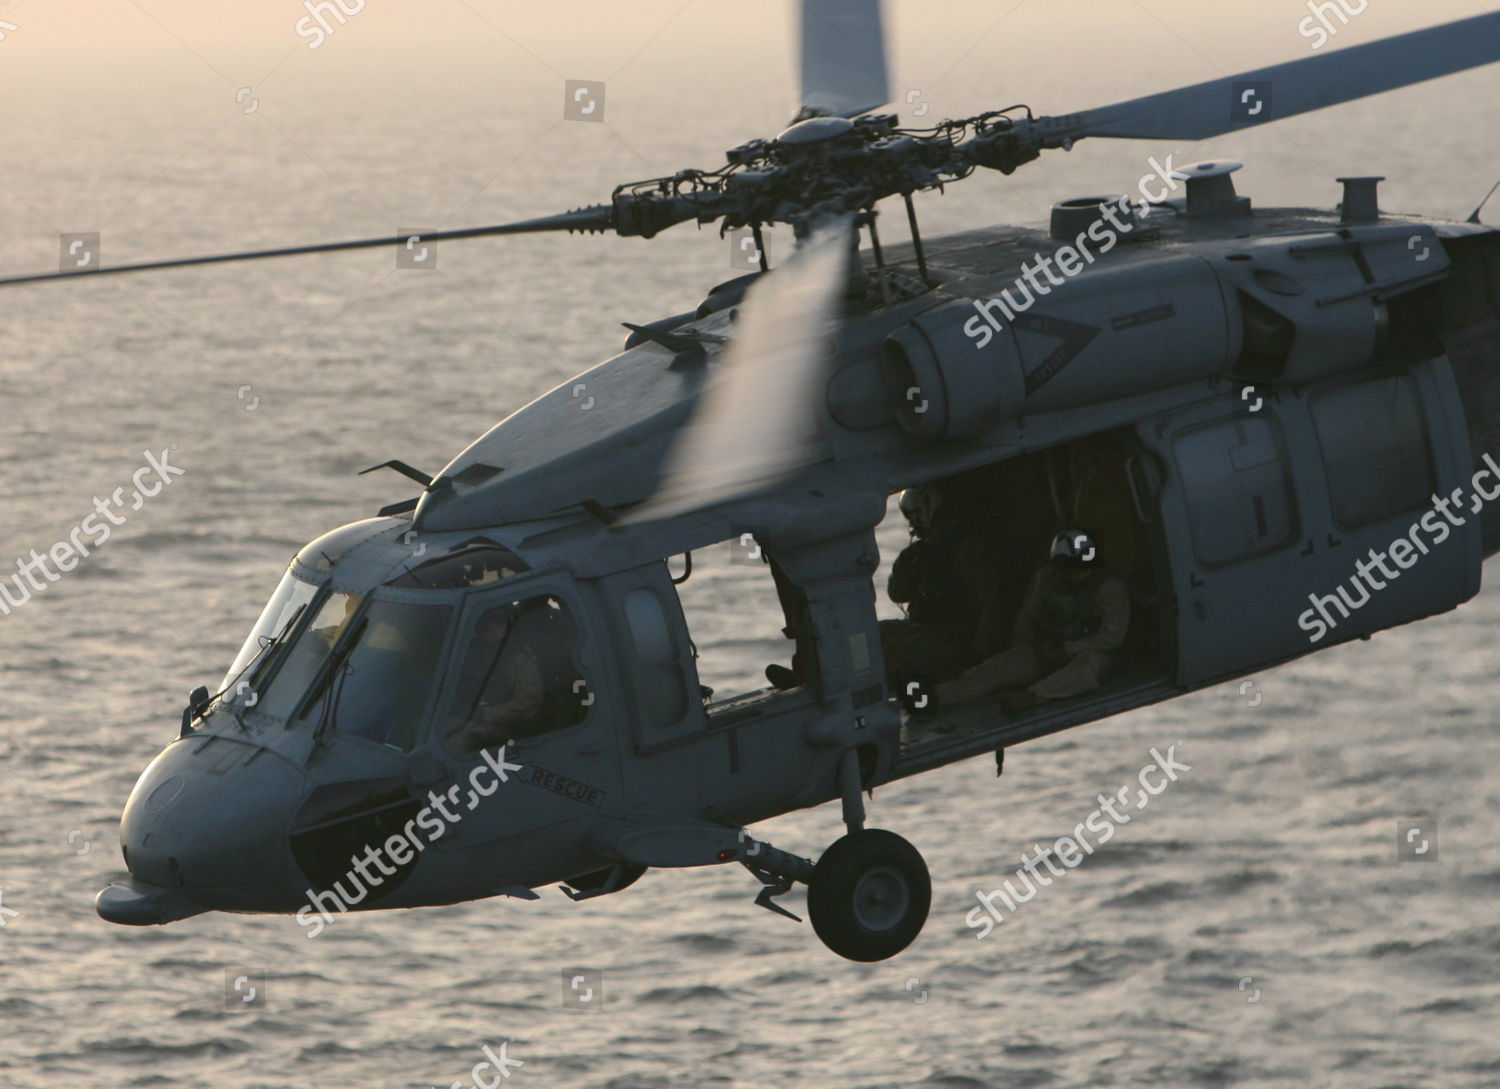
[{"xmin": 2, "ymin": 3, "xmax": 1500, "ymax": 1087}]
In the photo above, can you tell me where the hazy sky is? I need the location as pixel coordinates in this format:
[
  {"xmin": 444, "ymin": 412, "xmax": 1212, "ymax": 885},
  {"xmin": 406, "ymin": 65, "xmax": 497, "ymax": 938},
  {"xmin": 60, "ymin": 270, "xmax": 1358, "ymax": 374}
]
[{"xmin": 4, "ymin": 0, "xmax": 1496, "ymax": 96}]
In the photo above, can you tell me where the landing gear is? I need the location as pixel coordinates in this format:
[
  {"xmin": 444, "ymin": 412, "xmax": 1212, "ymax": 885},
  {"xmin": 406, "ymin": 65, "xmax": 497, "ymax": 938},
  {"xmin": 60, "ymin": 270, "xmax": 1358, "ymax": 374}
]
[
  {"xmin": 736, "ymin": 751, "xmax": 931, "ymax": 960},
  {"xmin": 807, "ymin": 828, "xmax": 930, "ymax": 961}
]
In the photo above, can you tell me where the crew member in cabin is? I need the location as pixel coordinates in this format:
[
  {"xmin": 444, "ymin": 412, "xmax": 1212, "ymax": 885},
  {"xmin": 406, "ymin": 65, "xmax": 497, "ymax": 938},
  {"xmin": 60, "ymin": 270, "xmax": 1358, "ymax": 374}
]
[
  {"xmin": 879, "ymin": 484, "xmax": 1004, "ymax": 686},
  {"xmin": 934, "ymin": 529, "xmax": 1129, "ymax": 712}
]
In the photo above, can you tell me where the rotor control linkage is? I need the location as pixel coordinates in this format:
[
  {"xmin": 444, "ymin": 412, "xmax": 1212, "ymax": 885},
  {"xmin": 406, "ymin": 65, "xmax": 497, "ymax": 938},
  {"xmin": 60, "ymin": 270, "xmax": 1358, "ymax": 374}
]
[
  {"xmin": 738, "ymin": 840, "xmax": 816, "ymax": 922},
  {"xmin": 607, "ymin": 107, "xmax": 1044, "ymax": 241}
]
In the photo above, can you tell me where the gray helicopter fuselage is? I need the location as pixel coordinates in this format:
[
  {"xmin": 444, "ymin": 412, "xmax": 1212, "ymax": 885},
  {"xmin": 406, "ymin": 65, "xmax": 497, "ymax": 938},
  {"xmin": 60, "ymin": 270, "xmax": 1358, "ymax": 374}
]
[{"xmin": 103, "ymin": 187, "xmax": 1500, "ymax": 927}]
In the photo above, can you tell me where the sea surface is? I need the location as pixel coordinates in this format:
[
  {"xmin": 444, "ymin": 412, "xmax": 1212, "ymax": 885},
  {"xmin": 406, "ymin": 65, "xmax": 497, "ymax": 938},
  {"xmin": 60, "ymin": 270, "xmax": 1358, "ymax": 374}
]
[{"xmin": 2, "ymin": 3, "xmax": 1500, "ymax": 1087}]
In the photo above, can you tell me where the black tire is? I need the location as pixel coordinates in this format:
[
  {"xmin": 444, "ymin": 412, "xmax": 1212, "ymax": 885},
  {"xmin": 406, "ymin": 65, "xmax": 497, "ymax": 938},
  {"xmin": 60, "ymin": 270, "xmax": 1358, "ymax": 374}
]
[{"xmin": 807, "ymin": 828, "xmax": 930, "ymax": 962}]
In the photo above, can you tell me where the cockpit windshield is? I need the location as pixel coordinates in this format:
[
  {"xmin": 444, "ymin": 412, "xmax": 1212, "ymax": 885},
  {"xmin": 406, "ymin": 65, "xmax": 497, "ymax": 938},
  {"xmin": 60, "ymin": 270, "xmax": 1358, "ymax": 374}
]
[
  {"xmin": 289, "ymin": 598, "xmax": 452, "ymax": 750},
  {"xmin": 217, "ymin": 521, "xmax": 454, "ymax": 747},
  {"xmin": 253, "ymin": 590, "xmax": 365, "ymax": 721},
  {"xmin": 220, "ymin": 568, "xmax": 320, "ymax": 694}
]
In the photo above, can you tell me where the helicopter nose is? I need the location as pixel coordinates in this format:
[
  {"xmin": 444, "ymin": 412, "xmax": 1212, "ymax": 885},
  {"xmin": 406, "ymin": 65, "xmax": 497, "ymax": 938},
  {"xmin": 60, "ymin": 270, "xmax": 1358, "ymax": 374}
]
[{"xmin": 100, "ymin": 734, "xmax": 309, "ymax": 923}]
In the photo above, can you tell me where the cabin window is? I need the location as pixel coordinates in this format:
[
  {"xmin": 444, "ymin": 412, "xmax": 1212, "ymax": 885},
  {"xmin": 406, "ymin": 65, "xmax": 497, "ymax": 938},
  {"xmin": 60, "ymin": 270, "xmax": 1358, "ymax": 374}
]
[
  {"xmin": 443, "ymin": 595, "xmax": 590, "ymax": 754},
  {"xmin": 1311, "ymin": 376, "xmax": 1435, "ymax": 529},
  {"xmin": 1173, "ymin": 416, "xmax": 1298, "ymax": 567},
  {"xmin": 622, "ymin": 587, "xmax": 688, "ymax": 726}
]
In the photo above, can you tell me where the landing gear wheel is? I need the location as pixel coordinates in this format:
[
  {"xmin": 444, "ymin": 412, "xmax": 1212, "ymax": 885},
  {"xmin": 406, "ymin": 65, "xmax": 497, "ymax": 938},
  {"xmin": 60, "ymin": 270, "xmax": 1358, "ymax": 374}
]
[{"xmin": 807, "ymin": 828, "xmax": 930, "ymax": 962}]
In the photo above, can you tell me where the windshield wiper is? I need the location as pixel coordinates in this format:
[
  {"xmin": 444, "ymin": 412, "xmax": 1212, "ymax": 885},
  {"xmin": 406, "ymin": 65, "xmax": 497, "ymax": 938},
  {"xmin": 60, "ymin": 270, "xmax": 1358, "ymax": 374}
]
[
  {"xmin": 246, "ymin": 603, "xmax": 310, "ymax": 689},
  {"xmin": 295, "ymin": 616, "xmax": 369, "ymax": 732},
  {"xmin": 200, "ymin": 602, "xmax": 311, "ymax": 721}
]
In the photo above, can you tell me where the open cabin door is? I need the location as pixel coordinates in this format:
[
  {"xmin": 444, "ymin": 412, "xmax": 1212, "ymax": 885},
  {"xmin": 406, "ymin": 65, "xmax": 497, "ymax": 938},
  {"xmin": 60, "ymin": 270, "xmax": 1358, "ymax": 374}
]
[{"xmin": 1135, "ymin": 361, "xmax": 1480, "ymax": 687}]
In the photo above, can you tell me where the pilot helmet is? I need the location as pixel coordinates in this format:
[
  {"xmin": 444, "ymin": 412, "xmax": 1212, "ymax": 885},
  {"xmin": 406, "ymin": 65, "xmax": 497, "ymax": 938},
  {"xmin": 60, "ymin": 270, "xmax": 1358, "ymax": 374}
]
[
  {"xmin": 898, "ymin": 486, "xmax": 940, "ymax": 535},
  {"xmin": 1049, "ymin": 529, "xmax": 1099, "ymax": 568}
]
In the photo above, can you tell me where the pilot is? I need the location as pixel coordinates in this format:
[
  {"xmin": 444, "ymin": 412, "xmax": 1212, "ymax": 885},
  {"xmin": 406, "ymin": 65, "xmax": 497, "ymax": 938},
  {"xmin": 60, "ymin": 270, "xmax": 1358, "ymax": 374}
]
[
  {"xmin": 445, "ymin": 602, "xmax": 550, "ymax": 752},
  {"xmin": 881, "ymin": 485, "xmax": 1003, "ymax": 684},
  {"xmin": 932, "ymin": 529, "xmax": 1129, "ymax": 712},
  {"xmin": 314, "ymin": 593, "xmax": 362, "ymax": 649}
]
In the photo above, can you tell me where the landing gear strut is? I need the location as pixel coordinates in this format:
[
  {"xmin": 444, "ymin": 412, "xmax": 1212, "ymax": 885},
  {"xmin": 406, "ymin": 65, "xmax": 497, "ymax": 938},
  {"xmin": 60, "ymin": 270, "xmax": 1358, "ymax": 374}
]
[{"xmin": 818, "ymin": 748, "xmax": 930, "ymax": 958}]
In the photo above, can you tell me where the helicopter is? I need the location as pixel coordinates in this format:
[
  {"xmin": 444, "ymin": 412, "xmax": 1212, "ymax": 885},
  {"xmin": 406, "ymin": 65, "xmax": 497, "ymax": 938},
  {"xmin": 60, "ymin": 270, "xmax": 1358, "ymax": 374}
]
[{"xmin": 33, "ymin": 1, "xmax": 1498, "ymax": 961}]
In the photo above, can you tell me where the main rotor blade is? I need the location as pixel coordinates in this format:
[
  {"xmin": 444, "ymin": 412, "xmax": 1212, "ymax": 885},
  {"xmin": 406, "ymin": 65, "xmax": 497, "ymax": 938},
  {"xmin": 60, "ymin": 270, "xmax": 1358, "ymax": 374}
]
[
  {"xmin": 1037, "ymin": 12, "xmax": 1500, "ymax": 143},
  {"xmin": 0, "ymin": 206, "xmax": 613, "ymax": 287},
  {"xmin": 796, "ymin": 0, "xmax": 889, "ymax": 119},
  {"xmin": 628, "ymin": 216, "xmax": 854, "ymax": 524}
]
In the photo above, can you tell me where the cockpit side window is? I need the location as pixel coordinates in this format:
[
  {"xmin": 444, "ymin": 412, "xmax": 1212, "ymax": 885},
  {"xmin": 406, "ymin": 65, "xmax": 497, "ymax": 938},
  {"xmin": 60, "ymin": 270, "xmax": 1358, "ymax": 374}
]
[{"xmin": 443, "ymin": 595, "xmax": 590, "ymax": 755}]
